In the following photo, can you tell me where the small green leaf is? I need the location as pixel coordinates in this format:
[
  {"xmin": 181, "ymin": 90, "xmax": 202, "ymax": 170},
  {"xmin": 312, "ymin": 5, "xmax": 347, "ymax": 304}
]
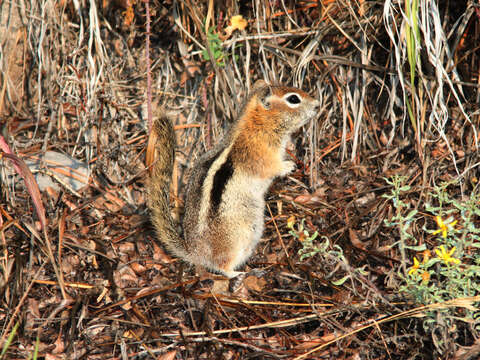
[{"xmin": 331, "ymin": 275, "xmax": 350, "ymax": 286}]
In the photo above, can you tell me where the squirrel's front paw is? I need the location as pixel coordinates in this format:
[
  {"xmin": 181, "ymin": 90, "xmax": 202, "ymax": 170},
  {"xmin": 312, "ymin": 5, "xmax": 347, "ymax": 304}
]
[{"xmin": 280, "ymin": 160, "xmax": 296, "ymax": 176}]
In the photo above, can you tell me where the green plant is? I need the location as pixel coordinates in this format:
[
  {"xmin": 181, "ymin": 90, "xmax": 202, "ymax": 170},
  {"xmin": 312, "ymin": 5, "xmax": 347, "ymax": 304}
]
[
  {"xmin": 202, "ymin": 27, "xmax": 226, "ymax": 67},
  {"xmin": 288, "ymin": 217, "xmax": 367, "ymax": 286},
  {"xmin": 288, "ymin": 217, "xmax": 319, "ymax": 260},
  {"xmin": 382, "ymin": 175, "xmax": 422, "ymax": 275},
  {"xmin": 384, "ymin": 177, "xmax": 480, "ymax": 333},
  {"xmin": 201, "ymin": 27, "xmax": 241, "ymax": 67}
]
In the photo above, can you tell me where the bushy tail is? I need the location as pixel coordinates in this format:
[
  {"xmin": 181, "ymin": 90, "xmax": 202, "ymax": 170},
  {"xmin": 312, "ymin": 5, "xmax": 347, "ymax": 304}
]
[{"xmin": 147, "ymin": 115, "xmax": 188, "ymax": 258}]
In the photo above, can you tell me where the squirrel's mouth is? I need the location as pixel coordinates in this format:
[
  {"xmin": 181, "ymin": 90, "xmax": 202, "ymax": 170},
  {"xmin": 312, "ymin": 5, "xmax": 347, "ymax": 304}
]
[{"xmin": 300, "ymin": 108, "xmax": 318, "ymax": 126}]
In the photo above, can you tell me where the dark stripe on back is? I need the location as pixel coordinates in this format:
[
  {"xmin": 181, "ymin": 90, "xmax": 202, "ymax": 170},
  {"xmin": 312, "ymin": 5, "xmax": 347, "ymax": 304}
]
[
  {"xmin": 211, "ymin": 155, "xmax": 234, "ymax": 213},
  {"xmin": 197, "ymin": 146, "xmax": 225, "ymax": 183}
]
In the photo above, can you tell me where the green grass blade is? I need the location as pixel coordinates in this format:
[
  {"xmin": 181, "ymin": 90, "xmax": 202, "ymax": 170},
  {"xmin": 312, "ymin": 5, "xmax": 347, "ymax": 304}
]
[{"xmin": 0, "ymin": 322, "xmax": 19, "ymax": 359}]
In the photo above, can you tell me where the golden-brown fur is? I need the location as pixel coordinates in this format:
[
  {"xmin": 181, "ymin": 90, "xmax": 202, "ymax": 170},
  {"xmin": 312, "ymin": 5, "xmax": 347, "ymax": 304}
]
[{"xmin": 148, "ymin": 80, "xmax": 319, "ymax": 278}]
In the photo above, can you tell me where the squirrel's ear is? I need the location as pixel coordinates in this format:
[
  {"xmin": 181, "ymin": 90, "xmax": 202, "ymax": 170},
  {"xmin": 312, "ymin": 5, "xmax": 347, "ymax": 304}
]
[
  {"xmin": 256, "ymin": 83, "xmax": 272, "ymax": 109},
  {"xmin": 252, "ymin": 79, "xmax": 268, "ymax": 91}
]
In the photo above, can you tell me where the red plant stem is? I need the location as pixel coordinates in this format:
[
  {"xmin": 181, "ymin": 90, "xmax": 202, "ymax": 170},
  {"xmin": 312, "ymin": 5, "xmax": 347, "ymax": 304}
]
[
  {"xmin": 0, "ymin": 135, "xmax": 47, "ymax": 230},
  {"xmin": 145, "ymin": 0, "xmax": 152, "ymax": 132}
]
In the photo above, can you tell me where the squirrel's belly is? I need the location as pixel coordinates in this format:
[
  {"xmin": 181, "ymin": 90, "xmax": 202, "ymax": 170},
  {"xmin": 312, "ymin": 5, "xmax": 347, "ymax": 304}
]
[{"xmin": 214, "ymin": 174, "xmax": 270, "ymax": 269}]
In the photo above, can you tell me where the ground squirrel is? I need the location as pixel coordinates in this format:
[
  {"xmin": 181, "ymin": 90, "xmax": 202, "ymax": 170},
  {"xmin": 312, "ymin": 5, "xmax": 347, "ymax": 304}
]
[{"xmin": 147, "ymin": 80, "xmax": 319, "ymax": 278}]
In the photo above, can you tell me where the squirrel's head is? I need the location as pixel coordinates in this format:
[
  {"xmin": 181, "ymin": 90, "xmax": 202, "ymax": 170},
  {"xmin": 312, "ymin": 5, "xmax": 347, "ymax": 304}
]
[{"xmin": 245, "ymin": 80, "xmax": 320, "ymax": 134}]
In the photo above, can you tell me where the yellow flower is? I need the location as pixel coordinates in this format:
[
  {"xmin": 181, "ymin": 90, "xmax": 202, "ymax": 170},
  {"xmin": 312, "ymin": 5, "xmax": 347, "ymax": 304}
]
[
  {"xmin": 230, "ymin": 15, "xmax": 248, "ymax": 31},
  {"xmin": 435, "ymin": 245, "xmax": 460, "ymax": 265},
  {"xmin": 408, "ymin": 257, "xmax": 420, "ymax": 275},
  {"xmin": 225, "ymin": 15, "xmax": 248, "ymax": 36},
  {"xmin": 287, "ymin": 215, "xmax": 296, "ymax": 230},
  {"xmin": 432, "ymin": 216, "xmax": 457, "ymax": 238}
]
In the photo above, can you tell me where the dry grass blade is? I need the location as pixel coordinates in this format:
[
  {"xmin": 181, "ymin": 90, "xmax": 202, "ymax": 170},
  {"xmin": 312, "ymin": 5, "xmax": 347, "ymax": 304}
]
[{"xmin": 160, "ymin": 313, "xmax": 322, "ymax": 338}]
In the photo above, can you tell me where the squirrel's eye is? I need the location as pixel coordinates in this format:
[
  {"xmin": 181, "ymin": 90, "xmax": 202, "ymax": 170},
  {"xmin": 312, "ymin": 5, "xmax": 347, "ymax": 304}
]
[{"xmin": 286, "ymin": 94, "xmax": 301, "ymax": 105}]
